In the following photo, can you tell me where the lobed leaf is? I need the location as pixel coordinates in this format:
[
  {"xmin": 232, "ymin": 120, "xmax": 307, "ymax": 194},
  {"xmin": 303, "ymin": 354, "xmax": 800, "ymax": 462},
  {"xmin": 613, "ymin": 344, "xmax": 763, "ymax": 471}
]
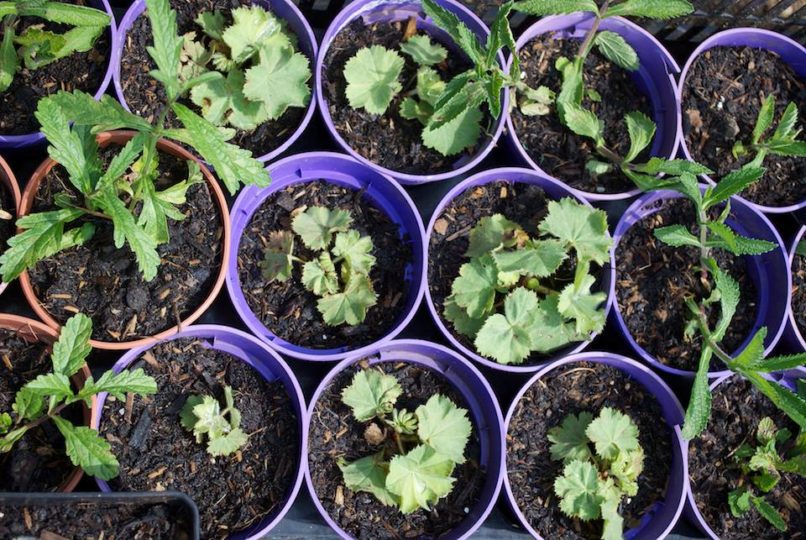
[
  {"xmin": 557, "ymin": 275, "xmax": 607, "ymax": 335},
  {"xmin": 78, "ymin": 368, "xmax": 157, "ymax": 402},
  {"xmin": 339, "ymin": 452, "xmax": 397, "ymax": 506},
  {"xmin": 654, "ymin": 224, "xmax": 700, "ymax": 248},
  {"xmin": 243, "ymin": 45, "xmax": 311, "ymax": 121},
  {"xmin": 416, "ymin": 394, "xmax": 472, "ymax": 464},
  {"xmin": 585, "ymin": 407, "xmax": 640, "ymax": 461},
  {"xmin": 317, "ymin": 274, "xmax": 377, "ymax": 326},
  {"xmin": 451, "ymin": 255, "xmax": 498, "ymax": 319},
  {"xmin": 421, "ymin": 0, "xmax": 484, "ymax": 66},
  {"xmin": 191, "ymin": 69, "xmax": 269, "ymax": 130},
  {"xmin": 222, "ymin": 6, "xmax": 281, "ymax": 63},
  {"xmin": 48, "ymin": 92, "xmax": 153, "ymax": 133},
  {"xmin": 466, "ymin": 214, "xmax": 525, "ymax": 258},
  {"xmin": 301, "ymin": 252, "xmax": 339, "ymax": 295},
  {"xmin": 474, "ymin": 287, "xmax": 538, "ymax": 365},
  {"xmin": 344, "ymin": 46, "xmax": 404, "ymax": 115},
  {"xmin": 145, "ymin": 0, "xmax": 183, "ymax": 100},
  {"xmin": 492, "ymin": 239, "xmax": 568, "ymax": 278},
  {"xmin": 332, "ymin": 230, "xmax": 375, "ymax": 276},
  {"xmin": 548, "ymin": 411, "xmax": 594, "ymax": 464},
  {"xmin": 539, "ymin": 198, "xmax": 611, "ymax": 265},
  {"xmin": 291, "ymin": 206, "xmax": 352, "ymax": 251},
  {"xmin": 554, "ymin": 460, "xmax": 602, "ymax": 521},
  {"xmin": 443, "ymin": 296, "xmax": 485, "ymax": 339},
  {"xmin": 386, "ymin": 444, "xmax": 456, "ymax": 514},
  {"xmin": 400, "ymin": 35, "xmax": 448, "ymax": 66},
  {"xmin": 341, "ymin": 369, "xmax": 402, "ymax": 422},
  {"xmin": 421, "ymin": 105, "xmax": 483, "ymax": 156}
]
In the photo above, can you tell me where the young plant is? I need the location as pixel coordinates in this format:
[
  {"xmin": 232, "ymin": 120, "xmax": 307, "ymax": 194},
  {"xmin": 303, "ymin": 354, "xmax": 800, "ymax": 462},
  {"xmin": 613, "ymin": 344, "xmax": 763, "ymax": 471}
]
[
  {"xmin": 0, "ymin": 0, "xmax": 111, "ymax": 92},
  {"xmin": 549, "ymin": 407, "xmax": 644, "ymax": 540},
  {"xmin": 732, "ymin": 96, "xmax": 806, "ymax": 165},
  {"xmin": 186, "ymin": 5, "xmax": 311, "ymax": 131},
  {"xmin": 0, "ymin": 314, "xmax": 157, "ymax": 480},
  {"xmin": 261, "ymin": 206, "xmax": 377, "ymax": 326},
  {"xmin": 727, "ymin": 416, "xmax": 806, "ymax": 532},
  {"xmin": 180, "ymin": 385, "xmax": 247, "ymax": 457},
  {"xmin": 337, "ymin": 368, "xmax": 472, "ymax": 514},
  {"xmin": 0, "ymin": 0, "xmax": 270, "ymax": 284},
  {"xmin": 443, "ymin": 197, "xmax": 611, "ymax": 365}
]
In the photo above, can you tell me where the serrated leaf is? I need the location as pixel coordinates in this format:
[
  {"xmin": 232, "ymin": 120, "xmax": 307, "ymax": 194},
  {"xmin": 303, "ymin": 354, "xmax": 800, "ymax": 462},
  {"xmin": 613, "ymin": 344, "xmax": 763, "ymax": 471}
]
[
  {"xmin": 585, "ymin": 407, "xmax": 640, "ymax": 461},
  {"xmin": 752, "ymin": 95, "xmax": 776, "ymax": 145},
  {"xmin": 191, "ymin": 69, "xmax": 269, "ymax": 130},
  {"xmin": 13, "ymin": 388, "xmax": 44, "ymax": 421},
  {"xmin": 539, "ymin": 198, "xmax": 611, "ymax": 265},
  {"xmin": 558, "ymin": 275, "xmax": 607, "ymax": 335},
  {"xmin": 51, "ymin": 313, "xmax": 92, "ymax": 377},
  {"xmin": 548, "ymin": 411, "xmax": 594, "ymax": 464},
  {"xmin": 706, "ymin": 222, "xmax": 776, "ymax": 256},
  {"xmin": 755, "ymin": 352, "xmax": 806, "ymax": 373},
  {"xmin": 344, "ymin": 46, "xmax": 404, "ymax": 115},
  {"xmin": 513, "ymin": 0, "xmax": 599, "ymax": 15},
  {"xmin": 475, "ymin": 287, "xmax": 539, "ymax": 365},
  {"xmin": 563, "ymin": 104, "xmax": 604, "ymax": 146},
  {"xmin": 0, "ymin": 412, "xmax": 11, "ymax": 433},
  {"xmin": 195, "ymin": 10, "xmax": 225, "ymax": 41},
  {"xmin": 400, "ymin": 34, "xmax": 448, "ymax": 66},
  {"xmin": 451, "ymin": 255, "xmax": 498, "ymax": 319},
  {"xmin": 654, "ymin": 224, "xmax": 700, "ymax": 248},
  {"xmin": 179, "ymin": 395, "xmax": 204, "ymax": 430},
  {"xmin": 443, "ymin": 296, "xmax": 485, "ymax": 338},
  {"xmin": 317, "ymin": 274, "xmax": 377, "ymax": 326},
  {"xmin": 387, "ymin": 444, "xmax": 456, "ymax": 514},
  {"xmin": 145, "ymin": 0, "xmax": 183, "ymax": 100},
  {"xmin": 466, "ymin": 214, "xmax": 525, "ymax": 258},
  {"xmin": 741, "ymin": 372, "xmax": 806, "ymax": 432},
  {"xmin": 610, "ymin": 447, "xmax": 643, "ymax": 496},
  {"xmin": 332, "ymin": 230, "xmax": 375, "ymax": 276},
  {"xmin": 400, "ymin": 97, "xmax": 432, "ymax": 125},
  {"xmin": 17, "ymin": 2, "xmax": 110, "ymax": 26},
  {"xmin": 243, "ymin": 45, "xmax": 311, "ymax": 120},
  {"xmin": 493, "ymin": 239, "xmax": 568, "ymax": 278},
  {"xmin": 414, "ymin": 66, "xmax": 445, "ymax": 107},
  {"xmin": 78, "ymin": 368, "xmax": 157, "ymax": 402},
  {"xmin": 222, "ymin": 6, "xmax": 281, "ymax": 63},
  {"xmin": 728, "ymin": 328, "xmax": 766, "ymax": 372},
  {"xmin": 600, "ymin": 492, "xmax": 624, "ymax": 540},
  {"xmin": 752, "ymin": 496, "xmax": 787, "ymax": 531},
  {"xmin": 339, "ymin": 452, "xmax": 397, "ymax": 506},
  {"xmin": 594, "ymin": 31, "xmax": 639, "ymax": 71},
  {"xmin": 773, "ymin": 102, "xmax": 798, "ymax": 140},
  {"xmin": 53, "ymin": 416, "xmax": 119, "ymax": 480},
  {"xmin": 682, "ymin": 347, "xmax": 714, "ymax": 440},
  {"xmin": 554, "ymin": 460, "xmax": 602, "ymax": 521},
  {"xmin": 207, "ymin": 427, "xmax": 248, "ymax": 456},
  {"xmin": 631, "ymin": 157, "xmax": 713, "ymax": 176},
  {"xmin": 137, "ymin": 159, "xmax": 200, "ymax": 245},
  {"xmin": 421, "ymin": 0, "xmax": 484, "ymax": 66},
  {"xmin": 487, "ymin": 1, "xmax": 517, "ymax": 75},
  {"xmin": 301, "ymin": 252, "xmax": 339, "ymax": 295},
  {"xmin": 766, "ymin": 140, "xmax": 806, "ymax": 157},
  {"xmin": 341, "ymin": 369, "xmax": 402, "ymax": 422},
  {"xmin": 422, "ymin": 104, "xmax": 483, "ymax": 157},
  {"xmin": 415, "ymin": 394, "xmax": 471, "ymax": 464},
  {"xmin": 48, "ymin": 92, "xmax": 153, "ymax": 133},
  {"xmin": 624, "ymin": 111, "xmax": 656, "ymax": 162},
  {"xmin": 606, "ymin": 0, "xmax": 694, "ymax": 19},
  {"xmin": 529, "ymin": 294, "xmax": 582, "ymax": 352},
  {"xmin": 0, "ymin": 22, "xmax": 17, "ymax": 93},
  {"xmin": 711, "ymin": 262, "xmax": 740, "ymax": 342},
  {"xmin": 428, "ymin": 74, "xmax": 485, "ymax": 131},
  {"xmin": 729, "ymin": 488, "xmax": 752, "ymax": 517},
  {"xmin": 704, "ymin": 166, "xmax": 765, "ymax": 209},
  {"xmin": 291, "ymin": 206, "xmax": 352, "ymax": 251}
]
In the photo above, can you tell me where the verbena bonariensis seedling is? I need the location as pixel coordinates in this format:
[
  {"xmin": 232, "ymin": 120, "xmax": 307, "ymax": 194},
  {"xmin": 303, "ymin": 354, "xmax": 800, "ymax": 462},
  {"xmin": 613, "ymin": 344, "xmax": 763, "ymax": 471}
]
[
  {"xmin": 549, "ymin": 407, "xmax": 644, "ymax": 540},
  {"xmin": 185, "ymin": 5, "xmax": 311, "ymax": 131},
  {"xmin": 180, "ymin": 384, "xmax": 247, "ymax": 457},
  {"xmin": 0, "ymin": 0, "xmax": 111, "ymax": 92},
  {"xmin": 337, "ymin": 368, "xmax": 471, "ymax": 513},
  {"xmin": 0, "ymin": 314, "xmax": 157, "ymax": 480},
  {"xmin": 443, "ymin": 197, "xmax": 611, "ymax": 365},
  {"xmin": 261, "ymin": 206, "xmax": 377, "ymax": 326},
  {"xmin": 0, "ymin": 0, "xmax": 269, "ymax": 284},
  {"xmin": 727, "ymin": 415, "xmax": 806, "ymax": 532}
]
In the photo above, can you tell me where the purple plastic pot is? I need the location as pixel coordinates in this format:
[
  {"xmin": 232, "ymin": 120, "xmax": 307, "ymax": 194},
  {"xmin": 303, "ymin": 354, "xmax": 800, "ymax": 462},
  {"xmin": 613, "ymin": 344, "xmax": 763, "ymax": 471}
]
[
  {"xmin": 782, "ymin": 226, "xmax": 806, "ymax": 379},
  {"xmin": 113, "ymin": 0, "xmax": 318, "ymax": 164},
  {"xmin": 315, "ymin": 0, "xmax": 508, "ymax": 186},
  {"xmin": 424, "ymin": 167, "xmax": 613, "ymax": 373},
  {"xmin": 503, "ymin": 352, "xmax": 688, "ymax": 539},
  {"xmin": 0, "ymin": 0, "xmax": 115, "ymax": 150},
  {"xmin": 91, "ymin": 324, "xmax": 306, "ymax": 540},
  {"xmin": 304, "ymin": 339, "xmax": 505, "ymax": 540},
  {"xmin": 611, "ymin": 188, "xmax": 791, "ymax": 379},
  {"xmin": 677, "ymin": 28, "xmax": 806, "ymax": 215},
  {"xmin": 227, "ymin": 151, "xmax": 426, "ymax": 362},
  {"xmin": 505, "ymin": 13, "xmax": 681, "ymax": 202}
]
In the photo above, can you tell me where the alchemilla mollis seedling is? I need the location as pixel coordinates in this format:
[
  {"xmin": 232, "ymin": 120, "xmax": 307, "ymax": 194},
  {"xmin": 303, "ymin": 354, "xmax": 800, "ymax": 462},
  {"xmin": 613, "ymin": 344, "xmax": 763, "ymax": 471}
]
[{"xmin": 181, "ymin": 384, "xmax": 248, "ymax": 457}]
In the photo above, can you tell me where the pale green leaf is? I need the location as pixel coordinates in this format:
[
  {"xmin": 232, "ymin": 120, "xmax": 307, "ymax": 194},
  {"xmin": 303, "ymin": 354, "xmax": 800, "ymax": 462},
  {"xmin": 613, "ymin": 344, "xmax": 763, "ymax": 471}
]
[
  {"xmin": 51, "ymin": 313, "xmax": 92, "ymax": 377},
  {"xmin": 752, "ymin": 95, "xmax": 776, "ymax": 145},
  {"xmin": 606, "ymin": 0, "xmax": 694, "ymax": 19},
  {"xmin": 341, "ymin": 369, "xmax": 402, "ymax": 422},
  {"xmin": 558, "ymin": 275, "xmax": 607, "ymax": 335},
  {"xmin": 207, "ymin": 428, "xmax": 248, "ymax": 456},
  {"xmin": 78, "ymin": 368, "xmax": 157, "ymax": 402},
  {"xmin": 421, "ymin": 104, "xmax": 483, "ymax": 157},
  {"xmin": 466, "ymin": 214, "xmax": 525, "ymax": 258},
  {"xmin": 339, "ymin": 452, "xmax": 397, "ymax": 506},
  {"xmin": 443, "ymin": 296, "xmax": 485, "ymax": 339},
  {"xmin": 728, "ymin": 488, "xmax": 752, "ymax": 517},
  {"xmin": 400, "ymin": 35, "xmax": 448, "ymax": 66},
  {"xmin": 624, "ymin": 111, "xmax": 655, "ymax": 162},
  {"xmin": 773, "ymin": 102, "xmax": 798, "ymax": 140},
  {"xmin": 195, "ymin": 10, "xmax": 226, "ymax": 41},
  {"xmin": 513, "ymin": 0, "xmax": 599, "ymax": 15},
  {"xmin": 415, "ymin": 394, "xmax": 471, "ymax": 464},
  {"xmin": 493, "ymin": 239, "xmax": 568, "ymax": 278},
  {"xmin": 332, "ymin": 230, "xmax": 375, "ymax": 276},
  {"xmin": 554, "ymin": 460, "xmax": 602, "ymax": 521},
  {"xmin": 528, "ymin": 294, "xmax": 583, "ymax": 352},
  {"xmin": 317, "ymin": 274, "xmax": 376, "ymax": 326},
  {"xmin": 548, "ymin": 411, "xmax": 594, "ymax": 464},
  {"xmin": 222, "ymin": 6, "xmax": 281, "ymax": 63},
  {"xmin": 0, "ymin": 21, "xmax": 17, "ymax": 92},
  {"xmin": 17, "ymin": 2, "xmax": 111, "ymax": 26},
  {"xmin": 291, "ymin": 206, "xmax": 352, "ymax": 251},
  {"xmin": 594, "ymin": 31, "xmax": 639, "ymax": 71},
  {"xmin": 585, "ymin": 407, "xmax": 640, "ymax": 461},
  {"xmin": 190, "ymin": 69, "xmax": 269, "ymax": 130},
  {"xmin": 474, "ymin": 287, "xmax": 539, "ymax": 365},
  {"xmin": 13, "ymin": 389, "xmax": 43, "ymax": 421},
  {"xmin": 301, "ymin": 252, "xmax": 339, "ymax": 295},
  {"xmin": 48, "ymin": 92, "xmax": 153, "ymax": 133},
  {"xmin": 682, "ymin": 347, "xmax": 714, "ymax": 440},
  {"xmin": 451, "ymin": 255, "xmax": 498, "ymax": 319},
  {"xmin": 243, "ymin": 45, "xmax": 311, "ymax": 120},
  {"xmin": 386, "ymin": 444, "xmax": 456, "ymax": 514},
  {"xmin": 563, "ymin": 104, "xmax": 604, "ymax": 146},
  {"xmin": 654, "ymin": 224, "xmax": 700, "ymax": 248},
  {"xmin": 539, "ymin": 198, "xmax": 611, "ymax": 265},
  {"xmin": 344, "ymin": 46, "xmax": 404, "ymax": 115}
]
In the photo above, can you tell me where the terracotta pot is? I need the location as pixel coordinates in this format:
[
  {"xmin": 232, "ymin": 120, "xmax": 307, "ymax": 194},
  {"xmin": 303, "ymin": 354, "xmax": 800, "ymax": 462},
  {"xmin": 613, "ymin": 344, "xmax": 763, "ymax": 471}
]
[
  {"xmin": 0, "ymin": 155, "xmax": 21, "ymax": 297},
  {"xmin": 17, "ymin": 131, "xmax": 231, "ymax": 351},
  {"xmin": 0, "ymin": 314, "xmax": 93, "ymax": 492}
]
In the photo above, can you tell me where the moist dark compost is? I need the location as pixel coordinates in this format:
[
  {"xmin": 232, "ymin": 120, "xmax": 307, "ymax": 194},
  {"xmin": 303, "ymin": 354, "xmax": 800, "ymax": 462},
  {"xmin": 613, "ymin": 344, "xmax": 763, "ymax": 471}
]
[
  {"xmin": 120, "ymin": 0, "xmax": 307, "ymax": 158},
  {"xmin": 689, "ymin": 378, "xmax": 806, "ymax": 538},
  {"xmin": 0, "ymin": 0, "xmax": 111, "ymax": 136},
  {"xmin": 615, "ymin": 197, "xmax": 758, "ymax": 371},
  {"xmin": 322, "ymin": 19, "xmax": 495, "ymax": 176},
  {"xmin": 793, "ymin": 246, "xmax": 806, "ymax": 339},
  {"xmin": 99, "ymin": 338, "xmax": 299, "ymax": 540},
  {"xmin": 682, "ymin": 46, "xmax": 806, "ymax": 207},
  {"xmin": 511, "ymin": 34, "xmax": 653, "ymax": 194},
  {"xmin": 507, "ymin": 361, "xmax": 674, "ymax": 539},
  {"xmin": 28, "ymin": 146, "xmax": 222, "ymax": 343},
  {"xmin": 0, "ymin": 329, "xmax": 83, "ymax": 492},
  {"xmin": 308, "ymin": 361, "xmax": 486, "ymax": 539},
  {"xmin": 237, "ymin": 180, "xmax": 413, "ymax": 350}
]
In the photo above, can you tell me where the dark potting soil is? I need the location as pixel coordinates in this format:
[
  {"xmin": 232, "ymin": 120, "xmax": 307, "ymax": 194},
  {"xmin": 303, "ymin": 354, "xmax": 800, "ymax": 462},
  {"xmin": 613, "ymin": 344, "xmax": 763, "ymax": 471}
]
[
  {"xmin": 457, "ymin": 0, "xmax": 499, "ymax": 19},
  {"xmin": 0, "ymin": 329, "xmax": 83, "ymax": 492},
  {"xmin": 506, "ymin": 362, "xmax": 674, "ymax": 539},
  {"xmin": 511, "ymin": 35, "xmax": 653, "ymax": 194},
  {"xmin": 0, "ymin": 500, "xmax": 194, "ymax": 540},
  {"xmin": 615, "ymin": 197, "xmax": 758, "ymax": 371},
  {"xmin": 322, "ymin": 19, "xmax": 495, "ymax": 176},
  {"xmin": 0, "ymin": 0, "xmax": 111, "ymax": 136},
  {"xmin": 99, "ymin": 338, "xmax": 299, "ymax": 540},
  {"xmin": 28, "ymin": 147, "xmax": 222, "ymax": 342},
  {"xmin": 308, "ymin": 361, "xmax": 486, "ymax": 539},
  {"xmin": 689, "ymin": 378, "xmax": 806, "ymax": 538},
  {"xmin": 682, "ymin": 46, "xmax": 806, "ymax": 208},
  {"xmin": 428, "ymin": 181, "xmax": 595, "ymax": 366},
  {"xmin": 0, "ymin": 180, "xmax": 14, "ymax": 255},
  {"xmin": 120, "ymin": 0, "xmax": 307, "ymax": 159},
  {"xmin": 237, "ymin": 180, "xmax": 413, "ymax": 350},
  {"xmin": 793, "ymin": 249, "xmax": 806, "ymax": 339}
]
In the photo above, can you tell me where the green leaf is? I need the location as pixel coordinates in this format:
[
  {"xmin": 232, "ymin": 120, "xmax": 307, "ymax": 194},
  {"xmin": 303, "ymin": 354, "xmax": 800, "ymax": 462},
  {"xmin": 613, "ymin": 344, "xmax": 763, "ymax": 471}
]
[
  {"xmin": 513, "ymin": 0, "xmax": 599, "ymax": 16},
  {"xmin": 13, "ymin": 388, "xmax": 44, "ymax": 421},
  {"xmin": 52, "ymin": 416, "xmax": 119, "ymax": 480},
  {"xmin": 548, "ymin": 411, "xmax": 594, "ymax": 464},
  {"xmin": 243, "ymin": 45, "xmax": 311, "ymax": 121},
  {"xmin": 528, "ymin": 294, "xmax": 582, "ymax": 352},
  {"xmin": 344, "ymin": 46, "xmax": 404, "ymax": 115},
  {"xmin": 475, "ymin": 287, "xmax": 538, "ymax": 365},
  {"xmin": 145, "ymin": 0, "xmax": 183, "ymax": 100},
  {"xmin": 341, "ymin": 369, "xmax": 402, "ymax": 422},
  {"xmin": 610, "ymin": 446, "xmax": 643, "ymax": 496},
  {"xmin": 756, "ymin": 352, "xmax": 806, "ymax": 373},
  {"xmin": 704, "ymin": 166, "xmax": 765, "ymax": 210},
  {"xmin": 752, "ymin": 496, "xmax": 787, "ymax": 532},
  {"xmin": 339, "ymin": 452, "xmax": 397, "ymax": 506},
  {"xmin": 600, "ymin": 492, "xmax": 625, "ymax": 540},
  {"xmin": 605, "ymin": 0, "xmax": 694, "ymax": 19},
  {"xmin": 706, "ymin": 222, "xmax": 776, "ymax": 256},
  {"xmin": 728, "ymin": 487, "xmax": 752, "ymax": 517},
  {"xmin": 741, "ymin": 372, "xmax": 806, "ymax": 432},
  {"xmin": 554, "ymin": 460, "xmax": 602, "ymax": 521},
  {"xmin": 191, "ymin": 69, "xmax": 269, "ymax": 130},
  {"xmin": 624, "ymin": 111, "xmax": 656, "ymax": 163},
  {"xmin": 17, "ymin": 2, "xmax": 110, "ymax": 26},
  {"xmin": 728, "ymin": 328, "xmax": 766, "ymax": 371},
  {"xmin": 180, "ymin": 387, "xmax": 247, "ymax": 456},
  {"xmin": 48, "ymin": 92, "xmax": 153, "ymax": 133},
  {"xmin": 51, "ymin": 313, "xmax": 92, "ymax": 377},
  {"xmin": 0, "ymin": 2, "xmax": 14, "ymax": 18},
  {"xmin": 451, "ymin": 255, "xmax": 498, "ymax": 319},
  {"xmin": 222, "ymin": 6, "xmax": 281, "ymax": 63},
  {"xmin": 711, "ymin": 262, "xmax": 740, "ymax": 341},
  {"xmin": 493, "ymin": 239, "xmax": 568, "ymax": 278},
  {"xmin": 557, "ymin": 275, "xmax": 607, "ymax": 335},
  {"xmin": 317, "ymin": 274, "xmax": 377, "ymax": 326},
  {"xmin": 387, "ymin": 444, "xmax": 456, "ymax": 514},
  {"xmin": 0, "ymin": 412, "xmax": 11, "ymax": 433},
  {"xmin": 585, "ymin": 407, "xmax": 640, "ymax": 461},
  {"xmin": 291, "ymin": 206, "xmax": 352, "ymax": 251},
  {"xmin": 443, "ymin": 296, "xmax": 485, "ymax": 339},
  {"xmin": 421, "ymin": 105, "xmax": 483, "ymax": 157},
  {"xmin": 654, "ymin": 224, "xmax": 700, "ymax": 248},
  {"xmin": 773, "ymin": 102, "xmax": 798, "ymax": 140},
  {"xmin": 563, "ymin": 104, "xmax": 604, "ymax": 146},
  {"xmin": 428, "ymin": 76, "xmax": 486, "ymax": 131},
  {"xmin": 539, "ymin": 198, "xmax": 611, "ymax": 265},
  {"xmin": 421, "ymin": 0, "xmax": 484, "ymax": 66},
  {"xmin": 488, "ymin": 1, "xmax": 517, "ymax": 77},
  {"xmin": 0, "ymin": 20, "xmax": 17, "ymax": 93},
  {"xmin": 195, "ymin": 10, "xmax": 226, "ymax": 41},
  {"xmin": 78, "ymin": 368, "xmax": 157, "ymax": 402},
  {"xmin": 137, "ymin": 158, "xmax": 200, "ymax": 245},
  {"xmin": 752, "ymin": 95, "xmax": 776, "ymax": 145},
  {"xmin": 415, "ymin": 394, "xmax": 472, "ymax": 464},
  {"xmin": 400, "ymin": 35, "xmax": 448, "ymax": 66},
  {"xmin": 179, "ymin": 395, "xmax": 204, "ymax": 431},
  {"xmin": 332, "ymin": 230, "xmax": 375, "ymax": 276},
  {"xmin": 631, "ymin": 157, "xmax": 713, "ymax": 176},
  {"xmin": 207, "ymin": 427, "xmax": 248, "ymax": 457},
  {"xmin": 594, "ymin": 31, "xmax": 639, "ymax": 71},
  {"xmin": 681, "ymin": 347, "xmax": 714, "ymax": 440},
  {"xmin": 465, "ymin": 214, "xmax": 524, "ymax": 258},
  {"xmin": 301, "ymin": 252, "xmax": 339, "ymax": 295}
]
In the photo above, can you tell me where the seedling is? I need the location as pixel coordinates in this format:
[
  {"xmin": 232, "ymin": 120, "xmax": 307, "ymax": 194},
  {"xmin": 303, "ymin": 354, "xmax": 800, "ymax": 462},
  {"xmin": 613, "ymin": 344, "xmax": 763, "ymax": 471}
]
[
  {"xmin": 549, "ymin": 407, "xmax": 644, "ymax": 540},
  {"xmin": 0, "ymin": 314, "xmax": 157, "ymax": 480},
  {"xmin": 0, "ymin": 0, "xmax": 270, "ymax": 284},
  {"xmin": 186, "ymin": 5, "xmax": 311, "ymax": 130},
  {"xmin": 180, "ymin": 385, "xmax": 247, "ymax": 457},
  {"xmin": 0, "ymin": 0, "xmax": 111, "ymax": 92},
  {"xmin": 261, "ymin": 206, "xmax": 377, "ymax": 326},
  {"xmin": 337, "ymin": 368, "xmax": 472, "ymax": 513},
  {"xmin": 732, "ymin": 96, "xmax": 806, "ymax": 165},
  {"xmin": 444, "ymin": 198, "xmax": 611, "ymax": 365}
]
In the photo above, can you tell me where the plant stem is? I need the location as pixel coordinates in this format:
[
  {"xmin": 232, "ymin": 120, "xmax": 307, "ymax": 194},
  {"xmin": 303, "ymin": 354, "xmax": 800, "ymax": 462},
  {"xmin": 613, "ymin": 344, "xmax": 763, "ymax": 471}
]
[
  {"xmin": 577, "ymin": 0, "xmax": 610, "ymax": 59},
  {"xmin": 694, "ymin": 309, "xmax": 735, "ymax": 367},
  {"xmin": 393, "ymin": 431, "xmax": 406, "ymax": 455},
  {"xmin": 14, "ymin": 402, "xmax": 69, "ymax": 432}
]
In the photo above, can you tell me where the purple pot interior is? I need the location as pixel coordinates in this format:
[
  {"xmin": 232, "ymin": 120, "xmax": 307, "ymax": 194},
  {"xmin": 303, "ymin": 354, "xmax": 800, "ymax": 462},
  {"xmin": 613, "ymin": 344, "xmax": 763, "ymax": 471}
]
[
  {"xmin": 305, "ymin": 340, "xmax": 504, "ymax": 540},
  {"xmin": 611, "ymin": 189, "xmax": 790, "ymax": 378},
  {"xmin": 424, "ymin": 167, "xmax": 612, "ymax": 373},
  {"xmin": 227, "ymin": 152, "xmax": 426, "ymax": 361},
  {"xmin": 0, "ymin": 0, "xmax": 115, "ymax": 150},
  {"xmin": 92, "ymin": 325, "xmax": 306, "ymax": 539},
  {"xmin": 503, "ymin": 352, "xmax": 687, "ymax": 540}
]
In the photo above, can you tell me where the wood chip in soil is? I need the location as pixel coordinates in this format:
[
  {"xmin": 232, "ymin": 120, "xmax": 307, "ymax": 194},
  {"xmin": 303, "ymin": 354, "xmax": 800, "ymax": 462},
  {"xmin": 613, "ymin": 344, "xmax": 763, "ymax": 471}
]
[
  {"xmin": 793, "ymin": 249, "xmax": 806, "ymax": 339},
  {"xmin": 506, "ymin": 362, "xmax": 673, "ymax": 539},
  {"xmin": 99, "ymin": 338, "xmax": 299, "ymax": 540},
  {"xmin": 237, "ymin": 180, "xmax": 413, "ymax": 350},
  {"xmin": 308, "ymin": 361, "xmax": 486, "ymax": 539},
  {"xmin": 615, "ymin": 197, "xmax": 757, "ymax": 371},
  {"xmin": 682, "ymin": 46, "xmax": 806, "ymax": 208}
]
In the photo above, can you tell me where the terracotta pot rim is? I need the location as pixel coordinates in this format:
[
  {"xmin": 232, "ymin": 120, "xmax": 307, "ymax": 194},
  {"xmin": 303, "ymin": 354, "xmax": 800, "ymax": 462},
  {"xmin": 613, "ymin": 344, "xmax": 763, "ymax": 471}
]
[
  {"xmin": 0, "ymin": 156, "xmax": 21, "ymax": 297},
  {"xmin": 17, "ymin": 130, "xmax": 231, "ymax": 351}
]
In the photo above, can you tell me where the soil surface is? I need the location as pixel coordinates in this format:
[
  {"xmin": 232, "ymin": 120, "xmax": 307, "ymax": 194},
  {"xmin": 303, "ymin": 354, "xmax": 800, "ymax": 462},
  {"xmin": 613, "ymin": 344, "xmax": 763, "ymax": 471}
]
[
  {"xmin": 793, "ymin": 246, "xmax": 806, "ymax": 339},
  {"xmin": 99, "ymin": 338, "xmax": 299, "ymax": 540},
  {"xmin": 507, "ymin": 361, "xmax": 674, "ymax": 539},
  {"xmin": 28, "ymin": 147, "xmax": 222, "ymax": 343},
  {"xmin": 428, "ymin": 180, "xmax": 599, "ymax": 366},
  {"xmin": 0, "ymin": 179, "xmax": 14, "ymax": 255},
  {"xmin": 0, "ymin": 0, "xmax": 111, "ymax": 136},
  {"xmin": 689, "ymin": 378, "xmax": 806, "ymax": 537},
  {"xmin": 121, "ymin": 0, "xmax": 308, "ymax": 158},
  {"xmin": 0, "ymin": 329, "xmax": 83, "ymax": 492},
  {"xmin": 682, "ymin": 46, "xmax": 806, "ymax": 208},
  {"xmin": 0, "ymin": 500, "xmax": 195, "ymax": 539},
  {"xmin": 322, "ymin": 19, "xmax": 494, "ymax": 176},
  {"xmin": 308, "ymin": 361, "xmax": 486, "ymax": 539},
  {"xmin": 615, "ymin": 197, "xmax": 758, "ymax": 371},
  {"xmin": 237, "ymin": 180, "xmax": 413, "ymax": 350},
  {"xmin": 511, "ymin": 34, "xmax": 653, "ymax": 194}
]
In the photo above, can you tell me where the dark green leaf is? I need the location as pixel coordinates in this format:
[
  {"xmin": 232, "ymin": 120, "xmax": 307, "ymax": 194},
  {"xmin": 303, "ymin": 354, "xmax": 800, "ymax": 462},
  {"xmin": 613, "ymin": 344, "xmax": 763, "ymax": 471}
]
[
  {"xmin": 421, "ymin": 0, "xmax": 485, "ymax": 66},
  {"xmin": 145, "ymin": 0, "xmax": 182, "ymax": 100},
  {"xmin": 428, "ymin": 80, "xmax": 486, "ymax": 131},
  {"xmin": 756, "ymin": 352, "xmax": 806, "ymax": 373},
  {"xmin": 51, "ymin": 313, "xmax": 92, "ymax": 377},
  {"xmin": 605, "ymin": 0, "xmax": 694, "ymax": 19},
  {"xmin": 765, "ymin": 140, "xmax": 806, "ymax": 157},
  {"xmin": 751, "ymin": 496, "xmax": 787, "ymax": 532},
  {"xmin": 741, "ymin": 372, "xmax": 806, "ymax": 432},
  {"xmin": 513, "ymin": 0, "xmax": 599, "ymax": 16},
  {"xmin": 681, "ymin": 347, "xmax": 713, "ymax": 440},
  {"xmin": 704, "ymin": 166, "xmax": 765, "ymax": 209},
  {"xmin": 623, "ymin": 111, "xmax": 655, "ymax": 162},
  {"xmin": 706, "ymin": 222, "xmax": 776, "ymax": 256},
  {"xmin": 78, "ymin": 368, "xmax": 157, "ymax": 401},
  {"xmin": 594, "ymin": 31, "xmax": 639, "ymax": 71},
  {"xmin": 48, "ymin": 92, "xmax": 153, "ymax": 133},
  {"xmin": 52, "ymin": 417, "xmax": 119, "ymax": 480},
  {"xmin": 752, "ymin": 95, "xmax": 775, "ymax": 145}
]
